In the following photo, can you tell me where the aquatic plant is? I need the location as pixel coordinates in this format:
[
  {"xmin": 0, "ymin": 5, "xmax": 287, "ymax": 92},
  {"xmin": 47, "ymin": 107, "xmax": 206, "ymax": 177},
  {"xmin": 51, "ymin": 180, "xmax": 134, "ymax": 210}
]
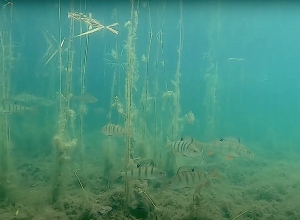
[
  {"xmin": 124, "ymin": 0, "xmax": 139, "ymax": 208},
  {"xmin": 0, "ymin": 1, "xmax": 13, "ymax": 202},
  {"xmin": 52, "ymin": 0, "xmax": 77, "ymax": 203}
]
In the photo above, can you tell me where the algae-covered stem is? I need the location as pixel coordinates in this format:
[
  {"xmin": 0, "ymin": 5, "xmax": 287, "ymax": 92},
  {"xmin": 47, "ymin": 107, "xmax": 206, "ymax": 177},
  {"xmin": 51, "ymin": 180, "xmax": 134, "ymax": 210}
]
[
  {"xmin": 78, "ymin": 0, "xmax": 89, "ymax": 170},
  {"xmin": 52, "ymin": 0, "xmax": 76, "ymax": 203},
  {"xmin": 172, "ymin": 0, "xmax": 183, "ymax": 139},
  {"xmin": 141, "ymin": 3, "xmax": 152, "ymax": 142},
  {"xmin": 52, "ymin": 0, "xmax": 64, "ymax": 204},
  {"xmin": 124, "ymin": 0, "xmax": 139, "ymax": 208},
  {"xmin": 0, "ymin": 4, "xmax": 13, "ymax": 202}
]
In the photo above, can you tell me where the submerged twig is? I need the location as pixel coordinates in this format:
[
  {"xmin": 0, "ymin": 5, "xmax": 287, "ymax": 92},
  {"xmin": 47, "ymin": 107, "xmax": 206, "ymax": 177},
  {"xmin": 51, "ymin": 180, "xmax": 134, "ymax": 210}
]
[
  {"xmin": 137, "ymin": 187, "xmax": 159, "ymax": 210},
  {"xmin": 74, "ymin": 168, "xmax": 91, "ymax": 205},
  {"xmin": 68, "ymin": 12, "xmax": 118, "ymax": 37},
  {"xmin": 231, "ymin": 209, "xmax": 250, "ymax": 220}
]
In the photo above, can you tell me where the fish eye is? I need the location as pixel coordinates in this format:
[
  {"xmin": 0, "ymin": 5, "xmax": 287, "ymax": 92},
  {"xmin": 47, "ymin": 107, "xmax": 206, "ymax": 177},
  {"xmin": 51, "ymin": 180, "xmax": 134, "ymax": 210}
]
[
  {"xmin": 194, "ymin": 150, "xmax": 197, "ymax": 153},
  {"xmin": 247, "ymin": 151, "xmax": 251, "ymax": 154}
]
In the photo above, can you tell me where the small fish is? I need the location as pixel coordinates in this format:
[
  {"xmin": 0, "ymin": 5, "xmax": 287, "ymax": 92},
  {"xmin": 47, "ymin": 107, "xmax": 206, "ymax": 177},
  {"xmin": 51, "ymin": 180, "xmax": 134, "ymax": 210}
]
[
  {"xmin": 101, "ymin": 123, "xmax": 124, "ymax": 136},
  {"xmin": 134, "ymin": 159, "xmax": 155, "ymax": 168},
  {"xmin": 120, "ymin": 166, "xmax": 166, "ymax": 180},
  {"xmin": 166, "ymin": 137, "xmax": 202, "ymax": 157},
  {"xmin": 0, "ymin": 99, "xmax": 35, "ymax": 114},
  {"xmin": 72, "ymin": 93, "xmax": 98, "ymax": 103},
  {"xmin": 166, "ymin": 170, "xmax": 207, "ymax": 189},
  {"xmin": 204, "ymin": 137, "xmax": 254, "ymax": 160}
]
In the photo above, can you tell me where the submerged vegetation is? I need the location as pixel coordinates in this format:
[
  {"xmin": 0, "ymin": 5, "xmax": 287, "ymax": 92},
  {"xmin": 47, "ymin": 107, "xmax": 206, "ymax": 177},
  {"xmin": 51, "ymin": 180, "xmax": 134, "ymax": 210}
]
[{"xmin": 0, "ymin": 0, "xmax": 300, "ymax": 219}]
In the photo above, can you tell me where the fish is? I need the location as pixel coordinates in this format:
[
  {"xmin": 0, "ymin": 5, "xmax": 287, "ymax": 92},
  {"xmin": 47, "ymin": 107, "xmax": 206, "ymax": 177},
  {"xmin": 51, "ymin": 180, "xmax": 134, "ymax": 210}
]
[
  {"xmin": 120, "ymin": 166, "xmax": 166, "ymax": 180},
  {"xmin": 166, "ymin": 170, "xmax": 207, "ymax": 189},
  {"xmin": 134, "ymin": 159, "xmax": 155, "ymax": 168},
  {"xmin": 72, "ymin": 93, "xmax": 98, "ymax": 103},
  {"xmin": 204, "ymin": 137, "xmax": 254, "ymax": 160},
  {"xmin": 166, "ymin": 166, "xmax": 218, "ymax": 189},
  {"xmin": 0, "ymin": 99, "xmax": 35, "ymax": 114},
  {"xmin": 101, "ymin": 123, "xmax": 124, "ymax": 136},
  {"xmin": 166, "ymin": 137, "xmax": 202, "ymax": 157}
]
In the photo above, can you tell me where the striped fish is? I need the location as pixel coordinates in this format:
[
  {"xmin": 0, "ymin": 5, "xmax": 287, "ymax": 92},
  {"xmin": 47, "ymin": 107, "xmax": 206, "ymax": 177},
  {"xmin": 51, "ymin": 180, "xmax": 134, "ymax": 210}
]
[
  {"xmin": 0, "ymin": 99, "xmax": 34, "ymax": 114},
  {"xmin": 101, "ymin": 123, "xmax": 124, "ymax": 136},
  {"xmin": 166, "ymin": 137, "xmax": 202, "ymax": 157},
  {"xmin": 166, "ymin": 170, "xmax": 207, "ymax": 189},
  {"xmin": 203, "ymin": 137, "xmax": 254, "ymax": 160},
  {"xmin": 120, "ymin": 166, "xmax": 166, "ymax": 180}
]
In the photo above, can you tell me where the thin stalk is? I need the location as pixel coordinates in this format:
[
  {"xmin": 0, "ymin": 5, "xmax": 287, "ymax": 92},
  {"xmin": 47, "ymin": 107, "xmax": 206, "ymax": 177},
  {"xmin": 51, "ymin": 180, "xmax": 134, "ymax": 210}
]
[{"xmin": 172, "ymin": 0, "xmax": 183, "ymax": 139}]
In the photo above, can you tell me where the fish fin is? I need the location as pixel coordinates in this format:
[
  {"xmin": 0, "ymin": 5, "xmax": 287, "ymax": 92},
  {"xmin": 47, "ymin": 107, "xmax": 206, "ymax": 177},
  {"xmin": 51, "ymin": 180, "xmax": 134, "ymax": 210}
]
[{"xmin": 226, "ymin": 156, "xmax": 234, "ymax": 160}]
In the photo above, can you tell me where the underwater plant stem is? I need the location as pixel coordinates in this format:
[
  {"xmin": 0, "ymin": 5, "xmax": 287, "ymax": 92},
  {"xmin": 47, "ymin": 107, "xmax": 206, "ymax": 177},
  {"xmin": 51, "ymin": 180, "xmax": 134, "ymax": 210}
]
[
  {"xmin": 124, "ymin": 0, "xmax": 139, "ymax": 208},
  {"xmin": 172, "ymin": 0, "xmax": 183, "ymax": 139},
  {"xmin": 74, "ymin": 169, "xmax": 91, "ymax": 206},
  {"xmin": 231, "ymin": 209, "xmax": 250, "ymax": 220},
  {"xmin": 138, "ymin": 188, "xmax": 158, "ymax": 210},
  {"xmin": 0, "ymin": 4, "xmax": 13, "ymax": 202},
  {"xmin": 52, "ymin": 0, "xmax": 75, "ymax": 204},
  {"xmin": 79, "ymin": 21, "xmax": 89, "ymax": 169}
]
